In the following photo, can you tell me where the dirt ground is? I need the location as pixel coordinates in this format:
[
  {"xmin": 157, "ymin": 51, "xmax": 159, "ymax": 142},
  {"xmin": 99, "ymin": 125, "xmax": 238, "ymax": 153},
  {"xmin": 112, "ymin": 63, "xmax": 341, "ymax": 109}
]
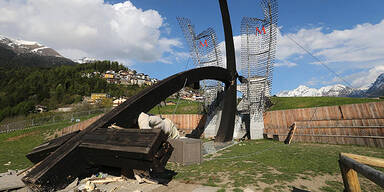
[{"xmin": 6, "ymin": 130, "xmax": 40, "ymax": 142}]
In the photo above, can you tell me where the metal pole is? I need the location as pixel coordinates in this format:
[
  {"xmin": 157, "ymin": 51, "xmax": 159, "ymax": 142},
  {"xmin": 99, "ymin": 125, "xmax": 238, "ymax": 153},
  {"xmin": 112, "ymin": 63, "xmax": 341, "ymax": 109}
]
[{"xmin": 263, "ymin": 2, "xmax": 273, "ymax": 99}]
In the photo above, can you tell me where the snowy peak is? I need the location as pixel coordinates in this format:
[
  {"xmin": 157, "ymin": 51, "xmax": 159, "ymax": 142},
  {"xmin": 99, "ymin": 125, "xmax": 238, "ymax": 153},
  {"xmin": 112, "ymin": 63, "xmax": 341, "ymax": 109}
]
[
  {"xmin": 0, "ymin": 35, "xmax": 75, "ymax": 67},
  {"xmin": 366, "ymin": 73, "xmax": 384, "ymax": 96},
  {"xmin": 371, "ymin": 73, "xmax": 384, "ymax": 89},
  {"xmin": 277, "ymin": 85, "xmax": 320, "ymax": 97},
  {"xmin": 277, "ymin": 84, "xmax": 365, "ymax": 97},
  {"xmin": 75, "ymin": 57, "xmax": 97, "ymax": 64},
  {"xmin": 0, "ymin": 35, "xmax": 62, "ymax": 57}
]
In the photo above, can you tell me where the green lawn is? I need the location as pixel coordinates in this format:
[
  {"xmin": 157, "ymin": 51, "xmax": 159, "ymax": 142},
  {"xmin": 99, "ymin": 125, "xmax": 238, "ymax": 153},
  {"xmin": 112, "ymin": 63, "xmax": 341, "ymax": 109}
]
[
  {"xmin": 148, "ymin": 98, "xmax": 202, "ymax": 114},
  {"xmin": 150, "ymin": 97, "xmax": 383, "ymax": 114},
  {"xmin": 268, "ymin": 97, "xmax": 382, "ymax": 111},
  {"xmin": 0, "ymin": 115, "xmax": 97, "ymax": 173},
  {"xmin": 168, "ymin": 140, "xmax": 384, "ymax": 192}
]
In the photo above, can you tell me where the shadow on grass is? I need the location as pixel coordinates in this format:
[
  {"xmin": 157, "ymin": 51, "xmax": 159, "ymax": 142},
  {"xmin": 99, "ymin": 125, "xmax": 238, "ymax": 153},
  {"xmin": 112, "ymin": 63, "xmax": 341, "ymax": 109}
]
[{"xmin": 292, "ymin": 187, "xmax": 311, "ymax": 192}]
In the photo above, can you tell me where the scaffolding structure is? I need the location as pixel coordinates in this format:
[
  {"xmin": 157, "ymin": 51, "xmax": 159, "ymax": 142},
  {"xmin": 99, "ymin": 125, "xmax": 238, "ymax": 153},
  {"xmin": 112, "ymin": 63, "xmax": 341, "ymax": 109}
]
[
  {"xmin": 177, "ymin": 17, "xmax": 225, "ymax": 111},
  {"xmin": 239, "ymin": 0, "xmax": 278, "ymax": 121}
]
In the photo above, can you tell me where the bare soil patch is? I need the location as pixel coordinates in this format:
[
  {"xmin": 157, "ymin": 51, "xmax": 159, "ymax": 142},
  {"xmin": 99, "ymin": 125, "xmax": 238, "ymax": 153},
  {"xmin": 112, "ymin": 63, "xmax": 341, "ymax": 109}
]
[{"xmin": 6, "ymin": 131, "xmax": 40, "ymax": 142}]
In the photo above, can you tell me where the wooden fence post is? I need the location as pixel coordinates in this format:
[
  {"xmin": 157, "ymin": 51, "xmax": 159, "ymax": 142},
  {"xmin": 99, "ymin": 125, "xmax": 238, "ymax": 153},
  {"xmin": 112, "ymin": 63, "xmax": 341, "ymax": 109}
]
[{"xmin": 339, "ymin": 159, "xmax": 361, "ymax": 192}]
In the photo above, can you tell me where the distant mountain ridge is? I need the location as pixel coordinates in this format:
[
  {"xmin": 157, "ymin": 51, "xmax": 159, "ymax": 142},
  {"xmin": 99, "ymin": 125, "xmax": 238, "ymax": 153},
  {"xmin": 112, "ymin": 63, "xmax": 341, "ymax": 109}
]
[
  {"xmin": 0, "ymin": 35, "xmax": 62, "ymax": 57},
  {"xmin": 366, "ymin": 73, "xmax": 384, "ymax": 97},
  {"xmin": 0, "ymin": 35, "xmax": 75, "ymax": 67},
  {"xmin": 277, "ymin": 73, "xmax": 384, "ymax": 97}
]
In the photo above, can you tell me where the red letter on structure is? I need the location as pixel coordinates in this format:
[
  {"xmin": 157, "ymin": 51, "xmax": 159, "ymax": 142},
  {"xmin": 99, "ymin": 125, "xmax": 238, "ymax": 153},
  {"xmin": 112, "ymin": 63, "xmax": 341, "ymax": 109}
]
[
  {"xmin": 200, "ymin": 39, "xmax": 208, "ymax": 47},
  {"xmin": 256, "ymin": 26, "xmax": 266, "ymax": 35}
]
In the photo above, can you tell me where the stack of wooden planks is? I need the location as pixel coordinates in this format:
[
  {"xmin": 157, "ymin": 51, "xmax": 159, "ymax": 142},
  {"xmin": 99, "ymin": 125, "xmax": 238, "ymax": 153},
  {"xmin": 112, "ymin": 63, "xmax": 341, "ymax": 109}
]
[{"xmin": 22, "ymin": 128, "xmax": 173, "ymax": 191}]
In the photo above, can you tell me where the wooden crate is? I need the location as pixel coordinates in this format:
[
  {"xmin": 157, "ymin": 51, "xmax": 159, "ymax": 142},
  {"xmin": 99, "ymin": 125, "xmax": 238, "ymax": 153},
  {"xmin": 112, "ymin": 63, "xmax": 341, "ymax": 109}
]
[{"xmin": 168, "ymin": 138, "xmax": 202, "ymax": 165}]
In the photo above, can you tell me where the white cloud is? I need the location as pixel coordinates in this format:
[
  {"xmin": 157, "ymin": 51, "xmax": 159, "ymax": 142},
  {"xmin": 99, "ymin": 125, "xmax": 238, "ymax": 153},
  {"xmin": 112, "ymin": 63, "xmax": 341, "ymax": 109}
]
[
  {"xmin": 278, "ymin": 20, "xmax": 384, "ymax": 64},
  {"xmin": 275, "ymin": 60, "xmax": 297, "ymax": 67},
  {"xmin": 0, "ymin": 0, "xmax": 181, "ymax": 64},
  {"xmin": 341, "ymin": 65, "xmax": 384, "ymax": 89},
  {"xmin": 218, "ymin": 35, "xmax": 241, "ymax": 70},
  {"xmin": 277, "ymin": 20, "xmax": 384, "ymax": 88}
]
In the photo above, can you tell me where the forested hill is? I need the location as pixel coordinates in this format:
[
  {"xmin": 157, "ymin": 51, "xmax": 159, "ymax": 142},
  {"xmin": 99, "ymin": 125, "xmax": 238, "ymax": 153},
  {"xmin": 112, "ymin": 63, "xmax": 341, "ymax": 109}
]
[{"xmin": 0, "ymin": 61, "xmax": 146, "ymax": 121}]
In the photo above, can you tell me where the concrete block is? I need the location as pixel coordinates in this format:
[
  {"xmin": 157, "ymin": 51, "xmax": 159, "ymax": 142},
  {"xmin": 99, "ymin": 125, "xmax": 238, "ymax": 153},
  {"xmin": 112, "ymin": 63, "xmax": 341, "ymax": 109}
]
[{"xmin": 250, "ymin": 114, "xmax": 264, "ymax": 140}]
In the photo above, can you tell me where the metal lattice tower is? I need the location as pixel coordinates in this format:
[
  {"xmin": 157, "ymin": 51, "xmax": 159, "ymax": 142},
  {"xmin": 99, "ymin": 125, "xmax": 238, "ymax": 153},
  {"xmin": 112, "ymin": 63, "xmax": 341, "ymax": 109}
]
[
  {"xmin": 177, "ymin": 17, "xmax": 225, "ymax": 110},
  {"xmin": 239, "ymin": 0, "xmax": 278, "ymax": 119}
]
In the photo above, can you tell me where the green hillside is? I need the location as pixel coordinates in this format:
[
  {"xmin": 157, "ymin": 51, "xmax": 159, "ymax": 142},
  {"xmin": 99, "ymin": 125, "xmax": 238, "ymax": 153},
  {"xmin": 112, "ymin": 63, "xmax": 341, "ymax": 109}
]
[
  {"xmin": 268, "ymin": 96, "xmax": 382, "ymax": 111},
  {"xmin": 148, "ymin": 98, "xmax": 202, "ymax": 114},
  {"xmin": 0, "ymin": 61, "xmax": 146, "ymax": 122}
]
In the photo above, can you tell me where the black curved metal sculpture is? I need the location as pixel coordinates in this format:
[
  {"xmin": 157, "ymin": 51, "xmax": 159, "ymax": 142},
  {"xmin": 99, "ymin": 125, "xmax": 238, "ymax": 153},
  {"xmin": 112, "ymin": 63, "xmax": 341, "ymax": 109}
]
[
  {"xmin": 215, "ymin": 0, "xmax": 238, "ymax": 142},
  {"xmin": 105, "ymin": 66, "xmax": 232, "ymax": 128}
]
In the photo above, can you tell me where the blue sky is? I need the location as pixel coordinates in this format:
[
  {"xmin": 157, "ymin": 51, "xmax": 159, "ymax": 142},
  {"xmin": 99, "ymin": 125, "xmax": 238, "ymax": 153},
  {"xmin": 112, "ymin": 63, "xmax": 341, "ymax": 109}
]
[
  {"xmin": 110, "ymin": 0, "xmax": 384, "ymax": 94},
  {"xmin": 1, "ymin": 0, "xmax": 384, "ymax": 94}
]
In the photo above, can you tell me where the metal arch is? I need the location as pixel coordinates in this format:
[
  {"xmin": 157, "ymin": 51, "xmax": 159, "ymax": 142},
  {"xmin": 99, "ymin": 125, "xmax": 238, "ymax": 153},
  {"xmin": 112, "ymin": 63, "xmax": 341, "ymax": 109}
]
[{"xmin": 104, "ymin": 66, "xmax": 232, "ymax": 128}]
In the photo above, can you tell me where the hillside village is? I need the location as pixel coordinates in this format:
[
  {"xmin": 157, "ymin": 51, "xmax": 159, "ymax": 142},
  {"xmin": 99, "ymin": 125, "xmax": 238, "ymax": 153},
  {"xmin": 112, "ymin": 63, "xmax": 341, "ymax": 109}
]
[
  {"xmin": 83, "ymin": 69, "xmax": 158, "ymax": 87},
  {"xmin": 83, "ymin": 68, "xmax": 203, "ymax": 105}
]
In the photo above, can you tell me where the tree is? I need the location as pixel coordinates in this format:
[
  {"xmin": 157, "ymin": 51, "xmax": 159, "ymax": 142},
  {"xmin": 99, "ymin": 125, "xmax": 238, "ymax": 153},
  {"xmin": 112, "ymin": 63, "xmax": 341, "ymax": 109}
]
[{"xmin": 55, "ymin": 84, "xmax": 65, "ymax": 103}]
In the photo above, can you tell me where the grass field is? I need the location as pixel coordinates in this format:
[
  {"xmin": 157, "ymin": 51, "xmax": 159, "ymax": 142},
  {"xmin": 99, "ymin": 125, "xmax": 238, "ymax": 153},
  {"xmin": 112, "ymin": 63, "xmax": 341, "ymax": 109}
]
[
  {"xmin": 149, "ymin": 97, "xmax": 382, "ymax": 113},
  {"xmin": 148, "ymin": 98, "xmax": 202, "ymax": 114},
  {"xmin": 0, "ymin": 115, "xmax": 97, "ymax": 173},
  {"xmin": 1, "ymin": 115, "xmax": 384, "ymax": 191},
  {"xmin": 268, "ymin": 97, "xmax": 382, "ymax": 111},
  {"xmin": 168, "ymin": 140, "xmax": 384, "ymax": 192}
]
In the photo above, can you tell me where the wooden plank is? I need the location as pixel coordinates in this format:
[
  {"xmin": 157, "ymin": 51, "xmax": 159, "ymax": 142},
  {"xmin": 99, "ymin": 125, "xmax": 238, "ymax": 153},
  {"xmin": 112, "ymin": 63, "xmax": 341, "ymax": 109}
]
[
  {"xmin": 342, "ymin": 153, "xmax": 384, "ymax": 168},
  {"xmin": 284, "ymin": 123, "xmax": 296, "ymax": 144},
  {"xmin": 79, "ymin": 143, "xmax": 172, "ymax": 171},
  {"xmin": 81, "ymin": 128, "xmax": 168, "ymax": 159}
]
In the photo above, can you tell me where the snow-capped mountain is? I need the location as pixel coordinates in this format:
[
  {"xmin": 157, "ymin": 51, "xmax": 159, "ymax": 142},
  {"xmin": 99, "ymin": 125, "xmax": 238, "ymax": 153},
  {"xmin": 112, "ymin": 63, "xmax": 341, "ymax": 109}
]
[
  {"xmin": 0, "ymin": 35, "xmax": 62, "ymax": 57},
  {"xmin": 0, "ymin": 35, "xmax": 75, "ymax": 67},
  {"xmin": 277, "ymin": 84, "xmax": 366, "ymax": 97},
  {"xmin": 277, "ymin": 73, "xmax": 384, "ymax": 97},
  {"xmin": 75, "ymin": 57, "xmax": 97, "ymax": 64},
  {"xmin": 366, "ymin": 73, "xmax": 384, "ymax": 97}
]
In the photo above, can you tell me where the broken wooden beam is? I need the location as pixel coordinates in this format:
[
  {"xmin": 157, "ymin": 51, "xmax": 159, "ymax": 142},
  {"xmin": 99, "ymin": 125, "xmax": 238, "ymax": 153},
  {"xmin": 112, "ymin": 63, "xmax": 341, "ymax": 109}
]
[{"xmin": 284, "ymin": 123, "xmax": 297, "ymax": 144}]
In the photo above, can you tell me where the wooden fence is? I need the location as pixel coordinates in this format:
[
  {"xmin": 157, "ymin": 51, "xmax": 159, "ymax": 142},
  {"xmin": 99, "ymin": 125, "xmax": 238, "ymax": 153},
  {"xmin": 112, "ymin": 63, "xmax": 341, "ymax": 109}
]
[
  {"xmin": 159, "ymin": 114, "xmax": 204, "ymax": 134},
  {"xmin": 51, "ymin": 114, "xmax": 204, "ymax": 138},
  {"xmin": 264, "ymin": 101, "xmax": 384, "ymax": 147},
  {"xmin": 339, "ymin": 153, "xmax": 384, "ymax": 191},
  {"xmin": 50, "ymin": 114, "xmax": 104, "ymax": 138}
]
